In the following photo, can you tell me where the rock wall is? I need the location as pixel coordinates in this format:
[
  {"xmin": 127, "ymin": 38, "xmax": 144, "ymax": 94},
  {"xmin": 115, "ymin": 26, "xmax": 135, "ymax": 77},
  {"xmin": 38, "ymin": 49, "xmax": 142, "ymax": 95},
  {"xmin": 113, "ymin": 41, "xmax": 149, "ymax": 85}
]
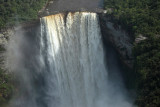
[
  {"xmin": 99, "ymin": 14, "xmax": 134, "ymax": 68},
  {"xmin": 0, "ymin": 13, "xmax": 134, "ymax": 70}
]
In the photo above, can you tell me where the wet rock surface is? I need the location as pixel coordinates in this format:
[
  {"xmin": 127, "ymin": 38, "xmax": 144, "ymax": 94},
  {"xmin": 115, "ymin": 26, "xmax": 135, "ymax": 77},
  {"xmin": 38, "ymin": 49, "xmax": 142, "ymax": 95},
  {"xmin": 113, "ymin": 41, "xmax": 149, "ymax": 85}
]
[{"xmin": 99, "ymin": 14, "xmax": 134, "ymax": 68}]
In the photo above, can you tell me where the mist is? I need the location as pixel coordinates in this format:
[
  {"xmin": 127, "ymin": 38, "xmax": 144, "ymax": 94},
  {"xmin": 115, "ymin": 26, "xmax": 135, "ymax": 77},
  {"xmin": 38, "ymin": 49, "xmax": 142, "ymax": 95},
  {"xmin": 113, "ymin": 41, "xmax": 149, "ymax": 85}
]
[
  {"xmin": 5, "ymin": 12, "xmax": 134, "ymax": 107},
  {"xmin": 5, "ymin": 1, "xmax": 134, "ymax": 107},
  {"xmin": 6, "ymin": 25, "xmax": 44, "ymax": 107}
]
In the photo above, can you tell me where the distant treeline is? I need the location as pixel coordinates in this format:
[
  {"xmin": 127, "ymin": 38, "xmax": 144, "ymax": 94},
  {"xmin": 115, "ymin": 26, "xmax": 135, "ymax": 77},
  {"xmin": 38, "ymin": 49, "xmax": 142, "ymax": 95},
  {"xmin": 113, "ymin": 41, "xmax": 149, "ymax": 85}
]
[
  {"xmin": 0, "ymin": 0, "xmax": 48, "ymax": 29},
  {"xmin": 104, "ymin": 0, "xmax": 160, "ymax": 37},
  {"xmin": 104, "ymin": 0, "xmax": 160, "ymax": 106}
]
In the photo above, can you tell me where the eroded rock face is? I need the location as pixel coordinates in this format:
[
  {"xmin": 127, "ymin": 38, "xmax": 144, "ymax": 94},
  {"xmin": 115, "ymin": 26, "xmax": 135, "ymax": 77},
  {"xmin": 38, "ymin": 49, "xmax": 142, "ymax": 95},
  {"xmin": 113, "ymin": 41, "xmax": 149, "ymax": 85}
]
[{"xmin": 99, "ymin": 15, "xmax": 134, "ymax": 68}]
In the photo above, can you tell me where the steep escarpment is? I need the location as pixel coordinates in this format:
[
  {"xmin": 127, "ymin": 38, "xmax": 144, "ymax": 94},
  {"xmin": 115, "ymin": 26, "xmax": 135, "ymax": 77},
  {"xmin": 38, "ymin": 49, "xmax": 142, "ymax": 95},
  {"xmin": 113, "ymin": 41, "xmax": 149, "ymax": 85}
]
[
  {"xmin": 0, "ymin": 0, "xmax": 134, "ymax": 105},
  {"xmin": 1, "ymin": 0, "xmax": 159, "ymax": 107},
  {"xmin": 104, "ymin": 0, "xmax": 160, "ymax": 106},
  {"xmin": 99, "ymin": 15, "xmax": 133, "ymax": 68},
  {"xmin": 99, "ymin": 14, "xmax": 137, "ymax": 98},
  {"xmin": 3, "ymin": 12, "xmax": 133, "ymax": 107}
]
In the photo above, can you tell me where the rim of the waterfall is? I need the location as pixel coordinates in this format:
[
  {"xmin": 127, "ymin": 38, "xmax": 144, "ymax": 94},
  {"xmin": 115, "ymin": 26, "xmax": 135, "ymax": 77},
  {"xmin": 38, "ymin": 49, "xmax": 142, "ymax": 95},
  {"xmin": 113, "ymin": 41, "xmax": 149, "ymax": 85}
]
[
  {"xmin": 40, "ymin": 11, "xmax": 101, "ymax": 18},
  {"xmin": 38, "ymin": 8, "xmax": 105, "ymax": 18},
  {"xmin": 38, "ymin": 0, "xmax": 104, "ymax": 18}
]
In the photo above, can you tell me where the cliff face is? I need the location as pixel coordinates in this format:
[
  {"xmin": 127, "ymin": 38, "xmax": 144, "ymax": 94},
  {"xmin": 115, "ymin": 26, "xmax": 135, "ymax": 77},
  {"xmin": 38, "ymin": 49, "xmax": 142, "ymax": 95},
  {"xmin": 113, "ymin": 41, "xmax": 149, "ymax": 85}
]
[
  {"xmin": 0, "ymin": 14, "xmax": 134, "ymax": 69},
  {"xmin": 99, "ymin": 14, "xmax": 134, "ymax": 68}
]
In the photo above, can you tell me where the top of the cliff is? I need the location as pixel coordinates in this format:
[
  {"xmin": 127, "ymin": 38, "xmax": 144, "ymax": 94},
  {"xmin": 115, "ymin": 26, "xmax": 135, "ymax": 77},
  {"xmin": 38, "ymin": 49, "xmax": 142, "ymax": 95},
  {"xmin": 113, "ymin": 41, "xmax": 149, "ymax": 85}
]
[{"xmin": 39, "ymin": 0, "xmax": 104, "ymax": 17}]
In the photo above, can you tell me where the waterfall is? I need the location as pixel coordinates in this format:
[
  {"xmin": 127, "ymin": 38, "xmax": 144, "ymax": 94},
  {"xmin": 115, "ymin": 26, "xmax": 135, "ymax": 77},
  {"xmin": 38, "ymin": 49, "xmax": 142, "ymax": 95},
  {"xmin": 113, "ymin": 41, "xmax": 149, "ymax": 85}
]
[
  {"xmin": 40, "ymin": 12, "xmax": 108, "ymax": 107},
  {"xmin": 8, "ymin": 12, "xmax": 133, "ymax": 107}
]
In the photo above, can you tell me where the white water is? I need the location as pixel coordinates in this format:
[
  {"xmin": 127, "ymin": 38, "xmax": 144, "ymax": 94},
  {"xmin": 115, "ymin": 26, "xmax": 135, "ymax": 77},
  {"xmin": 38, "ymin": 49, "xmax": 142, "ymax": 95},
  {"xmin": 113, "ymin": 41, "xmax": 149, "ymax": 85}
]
[
  {"xmin": 39, "ymin": 12, "xmax": 132, "ymax": 107},
  {"xmin": 40, "ymin": 12, "xmax": 108, "ymax": 107},
  {"xmin": 8, "ymin": 12, "xmax": 133, "ymax": 107}
]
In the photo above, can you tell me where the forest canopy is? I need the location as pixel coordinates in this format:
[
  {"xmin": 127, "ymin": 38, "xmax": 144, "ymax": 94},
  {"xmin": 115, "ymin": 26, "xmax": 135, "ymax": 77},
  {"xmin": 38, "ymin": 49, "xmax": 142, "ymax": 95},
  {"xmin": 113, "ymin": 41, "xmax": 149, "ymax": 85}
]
[
  {"xmin": 104, "ymin": 0, "xmax": 160, "ymax": 37},
  {"xmin": 0, "ymin": 0, "xmax": 48, "ymax": 29}
]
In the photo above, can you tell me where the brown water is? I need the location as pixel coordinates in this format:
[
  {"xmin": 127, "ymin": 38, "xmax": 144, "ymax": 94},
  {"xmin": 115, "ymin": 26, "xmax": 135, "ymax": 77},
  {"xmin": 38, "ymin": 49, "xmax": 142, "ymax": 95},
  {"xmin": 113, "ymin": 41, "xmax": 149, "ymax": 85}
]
[{"xmin": 41, "ymin": 0, "xmax": 104, "ymax": 16}]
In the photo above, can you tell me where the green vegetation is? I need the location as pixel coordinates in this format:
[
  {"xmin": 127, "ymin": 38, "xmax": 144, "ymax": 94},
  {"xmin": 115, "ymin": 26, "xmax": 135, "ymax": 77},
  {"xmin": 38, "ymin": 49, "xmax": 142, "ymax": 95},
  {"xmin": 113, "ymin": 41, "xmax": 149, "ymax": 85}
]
[
  {"xmin": 0, "ymin": 44, "xmax": 13, "ymax": 106},
  {"xmin": 134, "ymin": 37, "xmax": 160, "ymax": 106},
  {"xmin": 104, "ymin": 0, "xmax": 160, "ymax": 37},
  {"xmin": 0, "ymin": 0, "xmax": 48, "ymax": 29},
  {"xmin": 104, "ymin": 0, "xmax": 160, "ymax": 106},
  {"xmin": 0, "ymin": 0, "xmax": 160, "ymax": 106},
  {"xmin": 0, "ymin": 68, "xmax": 14, "ymax": 106},
  {"xmin": 0, "ymin": 0, "xmax": 49, "ymax": 105}
]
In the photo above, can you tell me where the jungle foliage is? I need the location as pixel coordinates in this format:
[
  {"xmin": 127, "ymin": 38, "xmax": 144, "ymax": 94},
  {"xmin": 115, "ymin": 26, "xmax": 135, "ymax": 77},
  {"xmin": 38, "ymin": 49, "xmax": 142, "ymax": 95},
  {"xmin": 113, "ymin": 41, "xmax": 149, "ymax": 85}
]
[
  {"xmin": 104, "ymin": 0, "xmax": 160, "ymax": 106},
  {"xmin": 0, "ymin": 0, "xmax": 48, "ymax": 105},
  {"xmin": 104, "ymin": 0, "xmax": 160, "ymax": 37},
  {"xmin": 0, "ymin": 0, "xmax": 48, "ymax": 29},
  {"xmin": 0, "ymin": 68, "xmax": 14, "ymax": 106}
]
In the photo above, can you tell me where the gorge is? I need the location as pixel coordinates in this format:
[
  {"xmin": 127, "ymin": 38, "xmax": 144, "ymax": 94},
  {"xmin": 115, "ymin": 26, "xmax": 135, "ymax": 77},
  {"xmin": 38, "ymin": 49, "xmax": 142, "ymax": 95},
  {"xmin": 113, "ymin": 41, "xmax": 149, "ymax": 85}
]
[
  {"xmin": 7, "ymin": 12, "xmax": 133, "ymax": 107},
  {"xmin": 0, "ymin": 0, "xmax": 135, "ymax": 107}
]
